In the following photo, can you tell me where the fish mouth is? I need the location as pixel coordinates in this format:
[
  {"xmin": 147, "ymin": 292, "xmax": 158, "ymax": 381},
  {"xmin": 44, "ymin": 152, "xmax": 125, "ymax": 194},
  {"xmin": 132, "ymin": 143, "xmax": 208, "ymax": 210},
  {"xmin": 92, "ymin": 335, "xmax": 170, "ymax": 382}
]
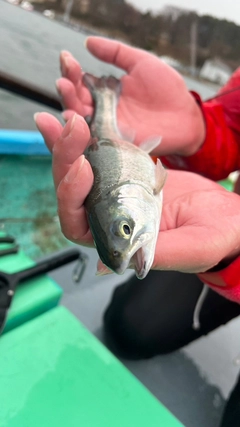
[
  {"xmin": 112, "ymin": 248, "xmax": 147, "ymax": 278},
  {"xmin": 131, "ymin": 248, "xmax": 148, "ymax": 280},
  {"xmin": 96, "ymin": 230, "xmax": 155, "ymax": 279},
  {"xmin": 107, "ymin": 247, "xmax": 151, "ymax": 279},
  {"xmin": 113, "ymin": 235, "xmax": 154, "ymax": 279}
]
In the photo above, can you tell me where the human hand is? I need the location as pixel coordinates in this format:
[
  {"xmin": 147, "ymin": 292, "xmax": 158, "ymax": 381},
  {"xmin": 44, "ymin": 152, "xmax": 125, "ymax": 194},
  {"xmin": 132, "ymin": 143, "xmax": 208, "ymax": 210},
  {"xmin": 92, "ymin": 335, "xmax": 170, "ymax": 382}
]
[
  {"xmin": 57, "ymin": 37, "xmax": 205, "ymax": 157},
  {"xmin": 35, "ymin": 112, "xmax": 240, "ymax": 274}
]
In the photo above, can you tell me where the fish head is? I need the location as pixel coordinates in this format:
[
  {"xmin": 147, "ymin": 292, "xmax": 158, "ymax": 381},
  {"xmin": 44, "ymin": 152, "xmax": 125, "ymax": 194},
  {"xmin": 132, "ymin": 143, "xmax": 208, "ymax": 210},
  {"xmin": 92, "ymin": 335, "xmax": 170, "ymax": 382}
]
[
  {"xmin": 88, "ymin": 192, "xmax": 162, "ymax": 279},
  {"xmin": 108, "ymin": 213, "xmax": 159, "ymax": 279}
]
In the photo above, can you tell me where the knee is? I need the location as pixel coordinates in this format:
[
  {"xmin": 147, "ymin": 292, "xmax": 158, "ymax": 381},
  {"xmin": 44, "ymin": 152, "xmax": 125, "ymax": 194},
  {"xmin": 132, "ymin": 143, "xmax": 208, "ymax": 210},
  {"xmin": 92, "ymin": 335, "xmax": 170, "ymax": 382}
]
[
  {"xmin": 103, "ymin": 285, "xmax": 165, "ymax": 360},
  {"xmin": 103, "ymin": 300, "xmax": 150, "ymax": 359}
]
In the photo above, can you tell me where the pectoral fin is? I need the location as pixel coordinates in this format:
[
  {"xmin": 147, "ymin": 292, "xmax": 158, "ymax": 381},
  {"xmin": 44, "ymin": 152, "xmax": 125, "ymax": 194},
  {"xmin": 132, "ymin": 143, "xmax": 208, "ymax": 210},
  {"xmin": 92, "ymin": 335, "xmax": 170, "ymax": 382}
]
[
  {"xmin": 96, "ymin": 258, "xmax": 113, "ymax": 276},
  {"xmin": 139, "ymin": 136, "xmax": 162, "ymax": 153},
  {"xmin": 118, "ymin": 121, "xmax": 136, "ymax": 143},
  {"xmin": 154, "ymin": 159, "xmax": 167, "ymax": 195}
]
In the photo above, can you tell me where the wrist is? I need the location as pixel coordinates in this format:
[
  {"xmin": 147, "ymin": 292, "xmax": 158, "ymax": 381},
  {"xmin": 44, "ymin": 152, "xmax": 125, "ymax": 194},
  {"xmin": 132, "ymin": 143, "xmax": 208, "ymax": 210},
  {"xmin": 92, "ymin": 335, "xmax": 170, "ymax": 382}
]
[
  {"xmin": 198, "ymin": 254, "xmax": 240, "ymax": 302},
  {"xmin": 178, "ymin": 91, "xmax": 206, "ymax": 156},
  {"xmin": 222, "ymin": 246, "xmax": 240, "ymax": 267},
  {"xmin": 207, "ymin": 247, "xmax": 240, "ymax": 273}
]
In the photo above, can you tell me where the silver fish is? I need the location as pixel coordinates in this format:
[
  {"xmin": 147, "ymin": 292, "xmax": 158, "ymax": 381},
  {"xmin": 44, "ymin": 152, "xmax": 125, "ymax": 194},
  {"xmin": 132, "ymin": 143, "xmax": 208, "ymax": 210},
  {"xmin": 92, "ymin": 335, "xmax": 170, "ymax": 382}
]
[{"xmin": 83, "ymin": 73, "xmax": 167, "ymax": 279}]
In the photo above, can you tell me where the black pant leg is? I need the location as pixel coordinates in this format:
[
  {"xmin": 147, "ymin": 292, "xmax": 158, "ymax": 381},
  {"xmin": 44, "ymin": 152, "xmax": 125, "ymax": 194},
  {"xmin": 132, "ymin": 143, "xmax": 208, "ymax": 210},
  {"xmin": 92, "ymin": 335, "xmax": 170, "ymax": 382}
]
[
  {"xmin": 103, "ymin": 270, "xmax": 240, "ymax": 359},
  {"xmin": 220, "ymin": 372, "xmax": 240, "ymax": 427}
]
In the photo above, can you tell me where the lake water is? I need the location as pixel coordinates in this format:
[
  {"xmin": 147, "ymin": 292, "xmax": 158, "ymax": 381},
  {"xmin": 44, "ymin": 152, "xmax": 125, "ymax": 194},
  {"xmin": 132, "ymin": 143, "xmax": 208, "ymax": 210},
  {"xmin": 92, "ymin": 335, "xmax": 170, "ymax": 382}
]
[{"xmin": 0, "ymin": 0, "xmax": 218, "ymax": 131}]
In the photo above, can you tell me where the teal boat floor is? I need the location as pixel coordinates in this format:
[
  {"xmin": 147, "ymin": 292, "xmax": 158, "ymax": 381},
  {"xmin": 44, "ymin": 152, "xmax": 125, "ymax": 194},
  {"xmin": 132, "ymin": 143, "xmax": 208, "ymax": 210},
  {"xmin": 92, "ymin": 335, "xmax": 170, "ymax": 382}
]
[{"xmin": 0, "ymin": 155, "xmax": 71, "ymax": 259}]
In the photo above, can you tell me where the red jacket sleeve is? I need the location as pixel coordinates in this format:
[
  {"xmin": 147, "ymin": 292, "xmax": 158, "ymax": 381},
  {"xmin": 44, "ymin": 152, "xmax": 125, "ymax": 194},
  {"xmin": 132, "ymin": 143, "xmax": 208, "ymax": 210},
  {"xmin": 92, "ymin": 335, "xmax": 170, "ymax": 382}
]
[
  {"xmin": 198, "ymin": 256, "xmax": 240, "ymax": 303},
  {"xmin": 161, "ymin": 70, "xmax": 240, "ymax": 302},
  {"xmin": 161, "ymin": 68, "xmax": 240, "ymax": 181}
]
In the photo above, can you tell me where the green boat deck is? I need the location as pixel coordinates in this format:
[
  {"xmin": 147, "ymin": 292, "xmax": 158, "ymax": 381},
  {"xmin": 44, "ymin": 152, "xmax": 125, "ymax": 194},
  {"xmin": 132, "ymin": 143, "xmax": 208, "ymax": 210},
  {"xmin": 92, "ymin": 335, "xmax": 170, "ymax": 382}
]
[
  {"xmin": 0, "ymin": 249, "xmax": 62, "ymax": 333},
  {"xmin": 1, "ymin": 306, "xmax": 183, "ymax": 426},
  {"xmin": 0, "ymin": 238, "xmax": 183, "ymax": 426}
]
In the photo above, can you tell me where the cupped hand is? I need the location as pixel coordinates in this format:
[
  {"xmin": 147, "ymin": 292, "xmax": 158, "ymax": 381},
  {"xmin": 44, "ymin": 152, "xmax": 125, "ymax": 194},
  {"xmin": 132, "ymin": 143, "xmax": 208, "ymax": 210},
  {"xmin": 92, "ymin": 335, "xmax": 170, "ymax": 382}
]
[
  {"xmin": 35, "ymin": 112, "xmax": 240, "ymax": 274},
  {"xmin": 57, "ymin": 37, "xmax": 205, "ymax": 156}
]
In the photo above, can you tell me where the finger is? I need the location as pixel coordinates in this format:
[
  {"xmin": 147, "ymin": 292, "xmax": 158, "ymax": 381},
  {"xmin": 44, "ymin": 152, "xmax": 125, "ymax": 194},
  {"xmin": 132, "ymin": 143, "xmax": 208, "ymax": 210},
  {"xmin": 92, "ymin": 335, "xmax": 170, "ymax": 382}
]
[
  {"xmin": 62, "ymin": 110, "xmax": 93, "ymax": 129},
  {"xmin": 56, "ymin": 78, "xmax": 92, "ymax": 114},
  {"xmin": 56, "ymin": 78, "xmax": 82, "ymax": 112},
  {"xmin": 60, "ymin": 50, "xmax": 82, "ymax": 85},
  {"xmin": 153, "ymin": 226, "xmax": 225, "ymax": 274},
  {"xmin": 57, "ymin": 155, "xmax": 94, "ymax": 244},
  {"xmin": 86, "ymin": 36, "xmax": 144, "ymax": 73},
  {"xmin": 34, "ymin": 112, "xmax": 63, "ymax": 153},
  {"xmin": 61, "ymin": 107, "xmax": 93, "ymax": 123},
  {"xmin": 52, "ymin": 113, "xmax": 91, "ymax": 188},
  {"xmin": 61, "ymin": 109, "xmax": 76, "ymax": 122}
]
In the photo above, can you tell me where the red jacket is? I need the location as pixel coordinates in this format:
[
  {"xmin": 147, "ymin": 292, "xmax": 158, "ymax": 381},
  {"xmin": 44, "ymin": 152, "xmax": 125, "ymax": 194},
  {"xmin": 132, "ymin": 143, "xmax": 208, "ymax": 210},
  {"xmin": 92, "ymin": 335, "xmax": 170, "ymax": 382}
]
[{"xmin": 161, "ymin": 68, "xmax": 240, "ymax": 302}]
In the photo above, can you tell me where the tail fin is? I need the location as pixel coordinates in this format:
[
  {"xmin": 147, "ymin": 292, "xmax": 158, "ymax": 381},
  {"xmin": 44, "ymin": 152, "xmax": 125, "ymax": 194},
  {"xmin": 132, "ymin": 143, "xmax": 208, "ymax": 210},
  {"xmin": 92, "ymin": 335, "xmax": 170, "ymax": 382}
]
[{"xmin": 83, "ymin": 73, "xmax": 122, "ymax": 99}]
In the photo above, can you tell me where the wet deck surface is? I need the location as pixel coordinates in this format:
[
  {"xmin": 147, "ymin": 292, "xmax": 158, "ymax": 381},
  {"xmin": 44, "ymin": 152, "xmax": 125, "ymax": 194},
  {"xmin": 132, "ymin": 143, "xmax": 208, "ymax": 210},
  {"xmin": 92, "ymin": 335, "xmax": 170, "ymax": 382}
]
[{"xmin": 1, "ymin": 154, "xmax": 239, "ymax": 427}]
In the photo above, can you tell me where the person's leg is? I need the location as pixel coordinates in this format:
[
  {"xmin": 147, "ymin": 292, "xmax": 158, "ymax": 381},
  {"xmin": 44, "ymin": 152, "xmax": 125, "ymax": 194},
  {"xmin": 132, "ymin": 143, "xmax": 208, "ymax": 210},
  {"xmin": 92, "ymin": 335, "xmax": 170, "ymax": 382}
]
[
  {"xmin": 220, "ymin": 372, "xmax": 240, "ymax": 427},
  {"xmin": 103, "ymin": 270, "xmax": 240, "ymax": 359}
]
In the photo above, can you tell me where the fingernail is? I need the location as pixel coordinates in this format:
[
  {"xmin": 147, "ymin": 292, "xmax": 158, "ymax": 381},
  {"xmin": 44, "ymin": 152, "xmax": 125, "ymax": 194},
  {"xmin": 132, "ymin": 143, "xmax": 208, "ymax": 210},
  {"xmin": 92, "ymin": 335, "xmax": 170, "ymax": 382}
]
[
  {"xmin": 64, "ymin": 155, "xmax": 85, "ymax": 182},
  {"xmin": 60, "ymin": 50, "xmax": 72, "ymax": 59},
  {"xmin": 60, "ymin": 55, "xmax": 69, "ymax": 77},
  {"xmin": 61, "ymin": 111, "xmax": 68, "ymax": 122},
  {"xmin": 55, "ymin": 79, "xmax": 62, "ymax": 95},
  {"xmin": 33, "ymin": 112, "xmax": 41, "ymax": 130},
  {"xmin": 33, "ymin": 112, "xmax": 40, "ymax": 123},
  {"xmin": 62, "ymin": 113, "xmax": 77, "ymax": 138}
]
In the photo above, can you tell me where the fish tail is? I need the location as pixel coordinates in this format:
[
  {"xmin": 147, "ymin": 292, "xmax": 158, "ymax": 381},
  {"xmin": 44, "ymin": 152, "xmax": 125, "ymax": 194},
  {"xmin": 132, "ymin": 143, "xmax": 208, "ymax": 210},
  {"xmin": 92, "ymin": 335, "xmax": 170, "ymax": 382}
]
[{"xmin": 83, "ymin": 73, "xmax": 121, "ymax": 99}]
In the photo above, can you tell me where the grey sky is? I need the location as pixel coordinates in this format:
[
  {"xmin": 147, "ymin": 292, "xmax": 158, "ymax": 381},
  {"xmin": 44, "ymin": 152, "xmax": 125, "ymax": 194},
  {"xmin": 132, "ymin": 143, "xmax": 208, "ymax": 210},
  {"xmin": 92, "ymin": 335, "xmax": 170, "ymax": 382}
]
[{"xmin": 128, "ymin": 0, "xmax": 240, "ymax": 25}]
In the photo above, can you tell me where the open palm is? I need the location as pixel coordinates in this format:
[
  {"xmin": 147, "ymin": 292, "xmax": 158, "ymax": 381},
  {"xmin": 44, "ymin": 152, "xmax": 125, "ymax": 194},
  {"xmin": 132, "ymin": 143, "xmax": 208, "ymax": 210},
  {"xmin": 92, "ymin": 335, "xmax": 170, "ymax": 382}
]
[
  {"xmin": 57, "ymin": 37, "xmax": 205, "ymax": 156},
  {"xmin": 157, "ymin": 170, "xmax": 240, "ymax": 273}
]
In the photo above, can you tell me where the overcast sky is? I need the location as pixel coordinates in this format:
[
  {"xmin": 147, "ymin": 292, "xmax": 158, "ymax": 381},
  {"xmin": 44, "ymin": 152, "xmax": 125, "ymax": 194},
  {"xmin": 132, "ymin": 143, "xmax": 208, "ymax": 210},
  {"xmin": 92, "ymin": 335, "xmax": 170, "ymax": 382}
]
[{"xmin": 128, "ymin": 0, "xmax": 240, "ymax": 25}]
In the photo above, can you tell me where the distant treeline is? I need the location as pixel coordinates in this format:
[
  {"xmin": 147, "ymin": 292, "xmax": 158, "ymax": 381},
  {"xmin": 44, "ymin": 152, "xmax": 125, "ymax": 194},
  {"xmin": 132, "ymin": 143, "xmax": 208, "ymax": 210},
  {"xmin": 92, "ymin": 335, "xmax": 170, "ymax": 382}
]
[{"xmin": 33, "ymin": 0, "xmax": 240, "ymax": 68}]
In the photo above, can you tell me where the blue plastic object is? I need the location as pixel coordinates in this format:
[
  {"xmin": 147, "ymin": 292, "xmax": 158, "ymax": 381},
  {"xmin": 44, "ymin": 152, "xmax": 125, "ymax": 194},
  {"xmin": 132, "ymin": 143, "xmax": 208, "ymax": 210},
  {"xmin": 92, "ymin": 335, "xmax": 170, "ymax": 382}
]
[{"xmin": 0, "ymin": 129, "xmax": 50, "ymax": 155}]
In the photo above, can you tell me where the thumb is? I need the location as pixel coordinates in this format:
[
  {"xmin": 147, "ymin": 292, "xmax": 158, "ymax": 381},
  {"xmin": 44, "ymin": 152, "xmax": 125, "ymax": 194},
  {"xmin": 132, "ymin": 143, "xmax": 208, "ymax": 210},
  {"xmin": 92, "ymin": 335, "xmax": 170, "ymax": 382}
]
[
  {"xmin": 153, "ymin": 227, "xmax": 222, "ymax": 274},
  {"xmin": 86, "ymin": 36, "xmax": 144, "ymax": 73}
]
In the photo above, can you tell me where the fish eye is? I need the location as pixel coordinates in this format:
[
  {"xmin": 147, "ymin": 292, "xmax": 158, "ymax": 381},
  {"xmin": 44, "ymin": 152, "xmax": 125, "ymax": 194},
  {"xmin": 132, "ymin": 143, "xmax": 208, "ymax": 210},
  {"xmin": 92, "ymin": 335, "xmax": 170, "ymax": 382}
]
[
  {"xmin": 119, "ymin": 221, "xmax": 131, "ymax": 239},
  {"xmin": 111, "ymin": 219, "xmax": 133, "ymax": 239}
]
